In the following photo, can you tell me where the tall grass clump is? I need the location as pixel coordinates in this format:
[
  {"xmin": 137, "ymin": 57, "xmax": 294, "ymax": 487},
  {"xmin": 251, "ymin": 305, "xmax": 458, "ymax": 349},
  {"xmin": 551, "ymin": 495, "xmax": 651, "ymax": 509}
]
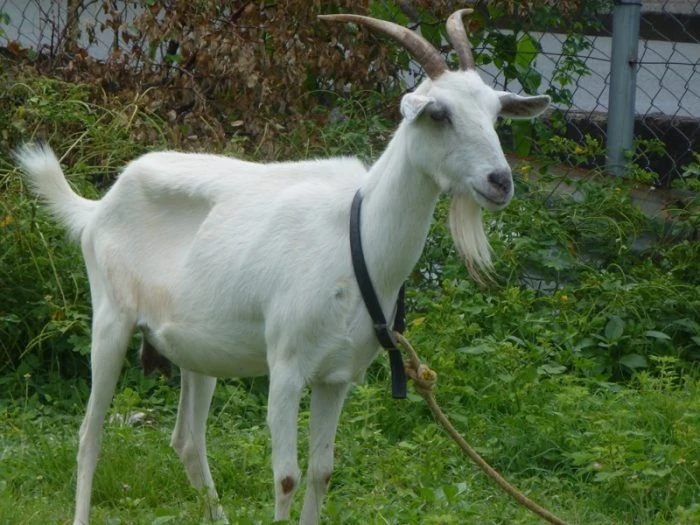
[{"xmin": 0, "ymin": 66, "xmax": 169, "ymax": 391}]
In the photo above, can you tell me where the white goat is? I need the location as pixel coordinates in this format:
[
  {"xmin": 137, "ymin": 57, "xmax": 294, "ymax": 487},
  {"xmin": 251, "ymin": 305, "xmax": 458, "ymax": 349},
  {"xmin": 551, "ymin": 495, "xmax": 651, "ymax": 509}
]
[{"xmin": 17, "ymin": 10, "xmax": 549, "ymax": 525}]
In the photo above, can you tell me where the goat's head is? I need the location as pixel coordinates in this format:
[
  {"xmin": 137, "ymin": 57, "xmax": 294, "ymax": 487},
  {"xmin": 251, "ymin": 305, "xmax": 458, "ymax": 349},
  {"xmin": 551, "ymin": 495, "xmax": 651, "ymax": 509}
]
[
  {"xmin": 321, "ymin": 9, "xmax": 549, "ymax": 210},
  {"xmin": 321, "ymin": 10, "xmax": 550, "ymax": 278}
]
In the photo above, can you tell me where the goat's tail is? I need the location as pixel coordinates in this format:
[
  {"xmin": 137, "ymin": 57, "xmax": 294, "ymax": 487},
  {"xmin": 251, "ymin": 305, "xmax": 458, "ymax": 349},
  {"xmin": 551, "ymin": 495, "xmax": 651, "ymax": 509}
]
[{"xmin": 16, "ymin": 144, "xmax": 97, "ymax": 240}]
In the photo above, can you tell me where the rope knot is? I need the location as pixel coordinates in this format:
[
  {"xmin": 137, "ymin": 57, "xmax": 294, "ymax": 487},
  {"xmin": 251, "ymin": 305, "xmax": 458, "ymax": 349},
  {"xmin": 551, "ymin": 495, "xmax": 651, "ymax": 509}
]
[
  {"xmin": 406, "ymin": 362, "xmax": 437, "ymax": 395},
  {"xmin": 393, "ymin": 331, "xmax": 437, "ymax": 395}
]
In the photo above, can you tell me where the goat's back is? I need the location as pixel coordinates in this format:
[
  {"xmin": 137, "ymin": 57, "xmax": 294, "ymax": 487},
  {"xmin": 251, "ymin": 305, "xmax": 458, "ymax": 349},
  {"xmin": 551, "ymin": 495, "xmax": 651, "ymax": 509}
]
[{"xmin": 99, "ymin": 151, "xmax": 367, "ymax": 342}]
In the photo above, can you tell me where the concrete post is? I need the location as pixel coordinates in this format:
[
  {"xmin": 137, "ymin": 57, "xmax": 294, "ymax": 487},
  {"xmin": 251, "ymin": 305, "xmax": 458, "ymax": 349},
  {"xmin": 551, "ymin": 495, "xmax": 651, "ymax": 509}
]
[{"xmin": 606, "ymin": 0, "xmax": 641, "ymax": 176}]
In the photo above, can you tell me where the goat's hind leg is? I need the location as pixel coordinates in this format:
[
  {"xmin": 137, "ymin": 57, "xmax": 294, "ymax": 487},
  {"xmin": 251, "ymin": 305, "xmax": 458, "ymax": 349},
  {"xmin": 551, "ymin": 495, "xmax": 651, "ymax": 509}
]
[
  {"xmin": 74, "ymin": 310, "xmax": 134, "ymax": 525},
  {"xmin": 171, "ymin": 369, "xmax": 227, "ymax": 523}
]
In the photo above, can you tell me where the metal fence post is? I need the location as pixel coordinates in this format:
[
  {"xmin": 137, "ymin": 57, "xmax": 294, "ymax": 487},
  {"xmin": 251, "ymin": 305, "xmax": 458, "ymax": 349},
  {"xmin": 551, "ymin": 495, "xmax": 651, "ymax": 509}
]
[{"xmin": 606, "ymin": 0, "xmax": 641, "ymax": 176}]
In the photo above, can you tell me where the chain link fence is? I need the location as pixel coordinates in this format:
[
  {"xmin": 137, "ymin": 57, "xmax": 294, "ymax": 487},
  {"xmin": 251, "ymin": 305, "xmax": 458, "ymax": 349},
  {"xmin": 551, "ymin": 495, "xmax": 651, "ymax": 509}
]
[
  {"xmin": 635, "ymin": 1, "xmax": 699, "ymax": 183},
  {"xmin": 1, "ymin": 1, "xmax": 698, "ymax": 183},
  {"xmin": 473, "ymin": 0, "xmax": 699, "ymax": 184}
]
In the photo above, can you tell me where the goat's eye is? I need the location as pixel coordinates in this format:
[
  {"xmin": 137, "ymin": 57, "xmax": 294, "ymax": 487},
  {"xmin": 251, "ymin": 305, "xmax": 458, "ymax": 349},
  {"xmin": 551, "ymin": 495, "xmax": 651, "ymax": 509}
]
[{"xmin": 428, "ymin": 107, "xmax": 450, "ymax": 123}]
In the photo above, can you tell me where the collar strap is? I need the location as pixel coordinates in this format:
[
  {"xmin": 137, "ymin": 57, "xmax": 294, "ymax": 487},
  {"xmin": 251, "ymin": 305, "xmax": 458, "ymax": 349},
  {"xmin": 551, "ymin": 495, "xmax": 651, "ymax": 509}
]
[{"xmin": 349, "ymin": 190, "xmax": 407, "ymax": 399}]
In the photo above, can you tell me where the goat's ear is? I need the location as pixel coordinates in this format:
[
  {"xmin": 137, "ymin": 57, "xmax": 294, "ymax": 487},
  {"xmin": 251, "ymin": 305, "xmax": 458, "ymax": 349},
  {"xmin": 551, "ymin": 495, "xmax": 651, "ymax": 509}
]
[
  {"xmin": 498, "ymin": 92, "xmax": 551, "ymax": 119},
  {"xmin": 400, "ymin": 93, "xmax": 436, "ymax": 122}
]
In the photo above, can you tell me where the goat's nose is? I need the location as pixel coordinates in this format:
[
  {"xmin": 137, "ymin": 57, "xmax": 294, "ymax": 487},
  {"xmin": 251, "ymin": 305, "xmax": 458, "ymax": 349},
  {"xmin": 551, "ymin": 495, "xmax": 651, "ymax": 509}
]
[{"xmin": 488, "ymin": 169, "xmax": 512, "ymax": 196}]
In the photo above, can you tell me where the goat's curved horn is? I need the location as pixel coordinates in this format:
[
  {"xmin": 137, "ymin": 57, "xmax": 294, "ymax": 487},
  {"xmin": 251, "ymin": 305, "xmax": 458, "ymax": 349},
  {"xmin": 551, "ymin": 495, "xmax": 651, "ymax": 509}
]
[
  {"xmin": 445, "ymin": 8, "xmax": 475, "ymax": 70},
  {"xmin": 319, "ymin": 13, "xmax": 447, "ymax": 79}
]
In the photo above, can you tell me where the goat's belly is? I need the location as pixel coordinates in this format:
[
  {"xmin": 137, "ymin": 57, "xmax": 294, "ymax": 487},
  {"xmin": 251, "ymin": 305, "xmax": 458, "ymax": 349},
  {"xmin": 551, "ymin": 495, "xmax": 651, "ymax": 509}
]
[
  {"xmin": 170, "ymin": 346, "xmax": 269, "ymax": 378},
  {"xmin": 149, "ymin": 321, "xmax": 269, "ymax": 378}
]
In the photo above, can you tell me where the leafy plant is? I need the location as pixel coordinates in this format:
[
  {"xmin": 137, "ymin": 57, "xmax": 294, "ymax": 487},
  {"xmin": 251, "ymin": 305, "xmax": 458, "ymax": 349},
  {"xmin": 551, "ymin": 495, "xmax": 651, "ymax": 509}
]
[
  {"xmin": 676, "ymin": 152, "xmax": 700, "ymax": 191},
  {"xmin": 0, "ymin": 11, "xmax": 9, "ymax": 38},
  {"xmin": 540, "ymin": 133, "xmax": 606, "ymax": 167},
  {"xmin": 625, "ymin": 138, "xmax": 668, "ymax": 184},
  {"xmin": 466, "ymin": 0, "xmax": 608, "ymax": 156},
  {"xmin": 0, "ymin": 71, "xmax": 171, "ymax": 383}
]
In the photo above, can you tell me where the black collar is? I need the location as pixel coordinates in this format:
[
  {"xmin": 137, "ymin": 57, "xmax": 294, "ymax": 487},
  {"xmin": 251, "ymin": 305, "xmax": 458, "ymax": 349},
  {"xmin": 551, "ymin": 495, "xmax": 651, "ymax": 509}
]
[{"xmin": 349, "ymin": 189, "xmax": 407, "ymax": 399}]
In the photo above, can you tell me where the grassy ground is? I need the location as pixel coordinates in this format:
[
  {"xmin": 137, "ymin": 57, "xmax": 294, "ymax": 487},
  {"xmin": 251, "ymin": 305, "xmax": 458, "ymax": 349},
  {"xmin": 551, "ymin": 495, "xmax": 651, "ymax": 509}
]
[
  {"xmin": 1, "ymin": 71, "xmax": 699, "ymax": 524},
  {"xmin": 1, "ymin": 368, "xmax": 698, "ymax": 524}
]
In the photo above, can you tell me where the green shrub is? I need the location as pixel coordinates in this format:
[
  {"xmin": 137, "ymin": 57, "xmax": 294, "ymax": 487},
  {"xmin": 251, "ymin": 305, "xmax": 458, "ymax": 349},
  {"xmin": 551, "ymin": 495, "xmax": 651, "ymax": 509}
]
[{"xmin": 0, "ymin": 69, "xmax": 169, "ymax": 386}]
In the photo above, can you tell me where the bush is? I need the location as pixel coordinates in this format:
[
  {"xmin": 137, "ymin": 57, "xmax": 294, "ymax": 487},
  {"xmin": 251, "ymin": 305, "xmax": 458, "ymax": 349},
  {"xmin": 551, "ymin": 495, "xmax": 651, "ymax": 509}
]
[{"xmin": 0, "ymin": 70, "xmax": 170, "ymax": 384}]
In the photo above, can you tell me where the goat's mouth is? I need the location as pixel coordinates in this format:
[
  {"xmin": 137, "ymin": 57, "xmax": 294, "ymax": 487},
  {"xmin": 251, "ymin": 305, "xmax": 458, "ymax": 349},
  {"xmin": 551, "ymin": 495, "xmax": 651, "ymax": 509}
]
[{"xmin": 473, "ymin": 188, "xmax": 510, "ymax": 210}]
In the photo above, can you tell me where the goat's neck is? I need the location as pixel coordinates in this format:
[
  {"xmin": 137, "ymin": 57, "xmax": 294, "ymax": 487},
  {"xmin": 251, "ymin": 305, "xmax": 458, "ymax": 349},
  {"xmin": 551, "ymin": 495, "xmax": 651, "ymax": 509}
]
[{"xmin": 359, "ymin": 123, "xmax": 441, "ymax": 308}]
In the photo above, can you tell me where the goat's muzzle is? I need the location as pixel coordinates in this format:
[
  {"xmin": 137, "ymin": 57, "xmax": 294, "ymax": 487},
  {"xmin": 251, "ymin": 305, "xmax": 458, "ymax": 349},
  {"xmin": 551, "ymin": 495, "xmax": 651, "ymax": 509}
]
[
  {"xmin": 487, "ymin": 170, "xmax": 513, "ymax": 199},
  {"xmin": 473, "ymin": 169, "xmax": 513, "ymax": 209}
]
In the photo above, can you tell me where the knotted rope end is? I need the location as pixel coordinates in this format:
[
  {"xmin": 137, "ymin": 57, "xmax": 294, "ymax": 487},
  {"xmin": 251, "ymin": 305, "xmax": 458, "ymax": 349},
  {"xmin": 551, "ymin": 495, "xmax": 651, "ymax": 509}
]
[{"xmin": 406, "ymin": 362, "xmax": 438, "ymax": 395}]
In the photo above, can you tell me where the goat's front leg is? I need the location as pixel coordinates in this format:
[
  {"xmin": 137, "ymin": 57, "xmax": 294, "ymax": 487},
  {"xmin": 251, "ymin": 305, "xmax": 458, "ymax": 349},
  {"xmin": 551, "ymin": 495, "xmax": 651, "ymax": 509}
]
[
  {"xmin": 170, "ymin": 369, "xmax": 226, "ymax": 522},
  {"xmin": 267, "ymin": 365, "xmax": 304, "ymax": 521},
  {"xmin": 299, "ymin": 382, "xmax": 350, "ymax": 525}
]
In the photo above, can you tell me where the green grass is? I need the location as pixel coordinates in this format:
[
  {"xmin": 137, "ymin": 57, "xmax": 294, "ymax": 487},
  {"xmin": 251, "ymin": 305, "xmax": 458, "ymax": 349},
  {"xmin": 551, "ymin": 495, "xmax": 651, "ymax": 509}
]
[
  {"xmin": 1, "ymin": 371, "xmax": 698, "ymax": 524},
  {"xmin": 1, "ymin": 67, "xmax": 699, "ymax": 524}
]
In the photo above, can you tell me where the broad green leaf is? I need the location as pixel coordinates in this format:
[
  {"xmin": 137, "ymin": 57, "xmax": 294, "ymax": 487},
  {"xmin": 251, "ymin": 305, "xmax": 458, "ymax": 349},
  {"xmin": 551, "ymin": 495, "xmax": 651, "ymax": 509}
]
[
  {"xmin": 515, "ymin": 33, "xmax": 539, "ymax": 70},
  {"xmin": 594, "ymin": 470, "xmax": 625, "ymax": 482},
  {"xmin": 538, "ymin": 363, "xmax": 568, "ymax": 376},
  {"xmin": 671, "ymin": 317, "xmax": 700, "ymax": 333},
  {"xmin": 574, "ymin": 337, "xmax": 596, "ymax": 351},
  {"xmin": 605, "ymin": 316, "xmax": 625, "ymax": 340},
  {"xmin": 641, "ymin": 467, "xmax": 672, "ymax": 478},
  {"xmin": 619, "ymin": 353, "xmax": 648, "ymax": 370},
  {"xmin": 498, "ymin": 373, "xmax": 515, "ymax": 383},
  {"xmin": 644, "ymin": 330, "xmax": 671, "ymax": 341},
  {"xmin": 457, "ymin": 343, "xmax": 494, "ymax": 355}
]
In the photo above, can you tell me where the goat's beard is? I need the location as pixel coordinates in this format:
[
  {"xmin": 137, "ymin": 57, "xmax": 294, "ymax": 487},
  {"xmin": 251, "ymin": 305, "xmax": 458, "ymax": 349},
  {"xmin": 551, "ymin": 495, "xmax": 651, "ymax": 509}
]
[{"xmin": 448, "ymin": 194, "xmax": 492, "ymax": 285}]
